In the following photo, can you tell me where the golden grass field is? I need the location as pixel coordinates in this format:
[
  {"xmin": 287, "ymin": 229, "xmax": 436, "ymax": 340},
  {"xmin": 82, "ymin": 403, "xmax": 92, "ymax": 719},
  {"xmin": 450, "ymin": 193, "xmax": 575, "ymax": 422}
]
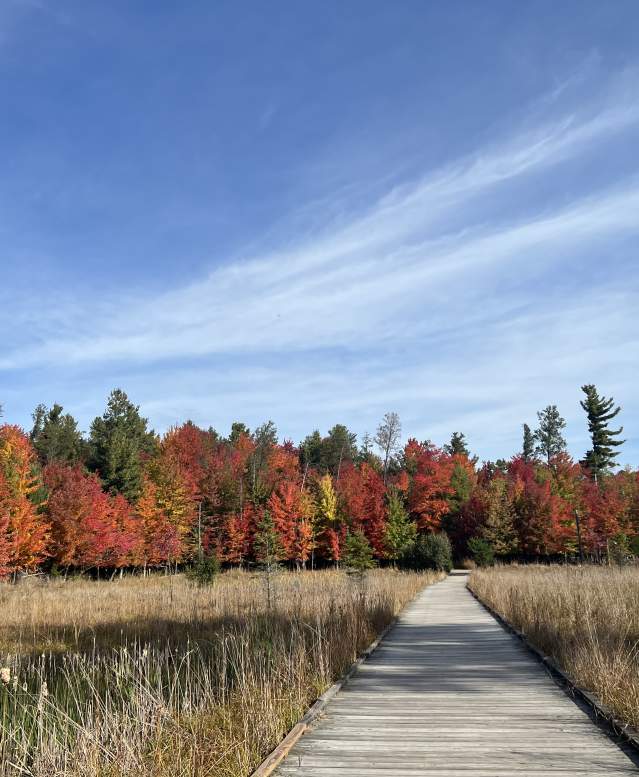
[
  {"xmin": 468, "ymin": 564, "xmax": 639, "ymax": 731},
  {"xmin": 0, "ymin": 568, "xmax": 440, "ymax": 776}
]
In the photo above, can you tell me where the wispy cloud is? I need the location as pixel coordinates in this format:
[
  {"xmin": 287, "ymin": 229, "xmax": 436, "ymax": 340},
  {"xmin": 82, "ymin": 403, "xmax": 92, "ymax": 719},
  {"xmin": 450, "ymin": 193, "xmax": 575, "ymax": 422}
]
[
  {"xmin": 2, "ymin": 69, "xmax": 638, "ymax": 461},
  {"xmin": 3, "ymin": 83, "xmax": 639, "ymax": 369}
]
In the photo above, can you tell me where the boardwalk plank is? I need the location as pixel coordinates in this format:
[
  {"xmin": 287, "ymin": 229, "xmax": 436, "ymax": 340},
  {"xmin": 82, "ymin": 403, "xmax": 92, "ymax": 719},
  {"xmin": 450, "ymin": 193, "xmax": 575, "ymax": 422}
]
[{"xmin": 275, "ymin": 571, "xmax": 638, "ymax": 776}]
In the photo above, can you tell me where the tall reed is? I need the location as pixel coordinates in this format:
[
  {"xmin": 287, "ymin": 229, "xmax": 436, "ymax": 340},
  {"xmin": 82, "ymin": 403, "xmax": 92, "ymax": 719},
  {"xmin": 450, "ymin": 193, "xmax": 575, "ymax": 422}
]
[
  {"xmin": 0, "ymin": 569, "xmax": 439, "ymax": 776},
  {"xmin": 469, "ymin": 564, "xmax": 639, "ymax": 730}
]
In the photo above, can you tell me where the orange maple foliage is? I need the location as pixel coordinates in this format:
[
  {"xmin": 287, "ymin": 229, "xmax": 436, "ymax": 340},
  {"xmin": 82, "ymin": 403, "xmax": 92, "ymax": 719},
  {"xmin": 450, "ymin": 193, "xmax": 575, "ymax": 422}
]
[
  {"xmin": 337, "ymin": 462, "xmax": 387, "ymax": 554},
  {"xmin": 404, "ymin": 439, "xmax": 454, "ymax": 532},
  {"xmin": 0, "ymin": 425, "xmax": 49, "ymax": 574},
  {"xmin": 268, "ymin": 481, "xmax": 315, "ymax": 566}
]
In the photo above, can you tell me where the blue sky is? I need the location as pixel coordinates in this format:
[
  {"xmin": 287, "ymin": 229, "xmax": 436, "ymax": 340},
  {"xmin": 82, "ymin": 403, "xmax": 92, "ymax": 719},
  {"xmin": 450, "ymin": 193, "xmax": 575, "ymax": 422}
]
[{"xmin": 1, "ymin": 1, "xmax": 638, "ymax": 464}]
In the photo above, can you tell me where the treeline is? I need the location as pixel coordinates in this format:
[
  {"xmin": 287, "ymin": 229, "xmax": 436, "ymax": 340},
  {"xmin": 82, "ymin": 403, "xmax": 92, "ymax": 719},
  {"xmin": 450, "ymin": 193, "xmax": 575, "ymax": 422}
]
[{"xmin": 0, "ymin": 384, "xmax": 636, "ymax": 577}]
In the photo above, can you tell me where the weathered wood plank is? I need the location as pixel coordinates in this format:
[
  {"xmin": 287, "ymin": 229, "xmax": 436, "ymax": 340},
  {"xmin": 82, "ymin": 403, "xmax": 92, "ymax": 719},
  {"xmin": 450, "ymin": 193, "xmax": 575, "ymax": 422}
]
[{"xmin": 275, "ymin": 572, "xmax": 638, "ymax": 775}]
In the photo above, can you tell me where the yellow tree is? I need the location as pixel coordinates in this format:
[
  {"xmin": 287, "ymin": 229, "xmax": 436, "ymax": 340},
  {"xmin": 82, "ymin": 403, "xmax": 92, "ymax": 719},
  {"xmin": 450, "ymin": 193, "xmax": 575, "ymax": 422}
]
[
  {"xmin": 316, "ymin": 474, "xmax": 341, "ymax": 562},
  {"xmin": 145, "ymin": 456, "xmax": 195, "ymax": 564}
]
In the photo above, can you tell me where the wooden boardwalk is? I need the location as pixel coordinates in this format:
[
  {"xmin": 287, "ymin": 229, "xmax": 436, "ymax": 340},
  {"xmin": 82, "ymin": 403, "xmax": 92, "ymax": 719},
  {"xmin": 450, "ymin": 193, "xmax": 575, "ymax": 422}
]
[{"xmin": 276, "ymin": 571, "xmax": 638, "ymax": 776}]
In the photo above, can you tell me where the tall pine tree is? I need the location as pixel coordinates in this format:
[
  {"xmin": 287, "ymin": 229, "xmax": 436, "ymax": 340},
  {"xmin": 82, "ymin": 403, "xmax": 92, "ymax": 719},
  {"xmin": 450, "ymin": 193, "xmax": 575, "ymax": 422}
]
[
  {"xmin": 254, "ymin": 510, "xmax": 284, "ymax": 609},
  {"xmin": 522, "ymin": 423, "xmax": 535, "ymax": 463},
  {"xmin": 580, "ymin": 384, "xmax": 624, "ymax": 480},
  {"xmin": 30, "ymin": 404, "xmax": 87, "ymax": 465},
  {"xmin": 89, "ymin": 389, "xmax": 157, "ymax": 501},
  {"xmin": 534, "ymin": 405, "xmax": 566, "ymax": 465},
  {"xmin": 444, "ymin": 432, "xmax": 469, "ymax": 457},
  {"xmin": 322, "ymin": 425, "xmax": 358, "ymax": 478}
]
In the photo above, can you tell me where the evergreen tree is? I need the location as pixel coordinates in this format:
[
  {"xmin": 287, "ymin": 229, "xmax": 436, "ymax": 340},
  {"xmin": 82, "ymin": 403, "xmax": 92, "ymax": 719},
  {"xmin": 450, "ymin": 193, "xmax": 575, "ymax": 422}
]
[
  {"xmin": 522, "ymin": 423, "xmax": 535, "ymax": 463},
  {"xmin": 384, "ymin": 489, "xmax": 417, "ymax": 562},
  {"xmin": 88, "ymin": 389, "xmax": 157, "ymax": 501},
  {"xmin": 404, "ymin": 533, "xmax": 452, "ymax": 572},
  {"xmin": 321, "ymin": 424, "xmax": 358, "ymax": 477},
  {"xmin": 444, "ymin": 432, "xmax": 469, "ymax": 457},
  {"xmin": 250, "ymin": 420, "xmax": 278, "ymax": 502},
  {"xmin": 342, "ymin": 529, "xmax": 376, "ymax": 573},
  {"xmin": 254, "ymin": 509, "xmax": 284, "ymax": 568},
  {"xmin": 30, "ymin": 403, "xmax": 87, "ymax": 465},
  {"xmin": 300, "ymin": 430, "xmax": 323, "ymax": 471},
  {"xmin": 442, "ymin": 460, "xmax": 475, "ymax": 545},
  {"xmin": 580, "ymin": 384, "xmax": 625, "ymax": 479},
  {"xmin": 254, "ymin": 510, "xmax": 284, "ymax": 608},
  {"xmin": 358, "ymin": 432, "xmax": 382, "ymax": 468},
  {"xmin": 228, "ymin": 421, "xmax": 251, "ymax": 444},
  {"xmin": 449, "ymin": 462, "xmax": 473, "ymax": 508},
  {"xmin": 185, "ymin": 550, "xmax": 220, "ymax": 585},
  {"xmin": 468, "ymin": 537, "xmax": 495, "ymax": 567},
  {"xmin": 534, "ymin": 405, "xmax": 567, "ymax": 465},
  {"xmin": 254, "ymin": 420, "xmax": 277, "ymax": 448}
]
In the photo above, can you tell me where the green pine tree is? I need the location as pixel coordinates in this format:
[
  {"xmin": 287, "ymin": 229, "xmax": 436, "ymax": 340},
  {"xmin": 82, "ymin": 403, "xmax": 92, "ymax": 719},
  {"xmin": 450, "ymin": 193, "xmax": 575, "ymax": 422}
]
[
  {"xmin": 357, "ymin": 431, "xmax": 382, "ymax": 468},
  {"xmin": 322, "ymin": 424, "xmax": 358, "ymax": 477},
  {"xmin": 444, "ymin": 431, "xmax": 469, "ymax": 457},
  {"xmin": 228, "ymin": 421, "xmax": 251, "ymax": 444},
  {"xmin": 580, "ymin": 384, "xmax": 625, "ymax": 480},
  {"xmin": 534, "ymin": 405, "xmax": 567, "ymax": 465},
  {"xmin": 342, "ymin": 529, "xmax": 376, "ymax": 573},
  {"xmin": 254, "ymin": 510, "xmax": 285, "ymax": 609},
  {"xmin": 300, "ymin": 430, "xmax": 323, "ymax": 472},
  {"xmin": 30, "ymin": 403, "xmax": 87, "ymax": 465},
  {"xmin": 522, "ymin": 423, "xmax": 535, "ymax": 463},
  {"xmin": 250, "ymin": 421, "xmax": 278, "ymax": 503},
  {"xmin": 468, "ymin": 537, "xmax": 495, "ymax": 567},
  {"xmin": 384, "ymin": 489, "xmax": 417, "ymax": 562},
  {"xmin": 88, "ymin": 389, "xmax": 157, "ymax": 501}
]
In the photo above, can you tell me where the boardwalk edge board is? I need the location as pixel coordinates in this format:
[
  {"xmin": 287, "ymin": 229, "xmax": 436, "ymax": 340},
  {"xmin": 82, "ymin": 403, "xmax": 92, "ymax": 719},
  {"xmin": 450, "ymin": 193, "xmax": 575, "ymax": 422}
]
[
  {"xmin": 250, "ymin": 575, "xmax": 445, "ymax": 777},
  {"xmin": 466, "ymin": 580, "xmax": 639, "ymax": 756}
]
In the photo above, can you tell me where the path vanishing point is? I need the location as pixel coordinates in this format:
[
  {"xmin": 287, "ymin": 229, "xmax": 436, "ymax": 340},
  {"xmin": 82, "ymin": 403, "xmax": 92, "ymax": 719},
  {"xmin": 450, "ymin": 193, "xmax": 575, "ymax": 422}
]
[{"xmin": 276, "ymin": 571, "xmax": 638, "ymax": 776}]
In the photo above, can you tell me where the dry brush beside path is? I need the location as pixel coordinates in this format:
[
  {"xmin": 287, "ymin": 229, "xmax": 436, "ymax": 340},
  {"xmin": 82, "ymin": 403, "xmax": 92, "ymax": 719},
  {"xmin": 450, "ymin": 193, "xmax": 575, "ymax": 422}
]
[
  {"xmin": 0, "ymin": 569, "xmax": 438, "ymax": 777},
  {"xmin": 274, "ymin": 571, "xmax": 638, "ymax": 776},
  {"xmin": 468, "ymin": 564, "xmax": 639, "ymax": 733}
]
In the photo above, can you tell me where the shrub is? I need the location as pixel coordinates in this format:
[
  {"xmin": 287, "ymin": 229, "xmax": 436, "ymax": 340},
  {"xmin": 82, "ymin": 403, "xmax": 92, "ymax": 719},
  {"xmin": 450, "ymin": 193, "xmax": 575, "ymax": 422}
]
[
  {"xmin": 608, "ymin": 533, "xmax": 632, "ymax": 565},
  {"xmin": 467, "ymin": 537, "xmax": 494, "ymax": 568},
  {"xmin": 185, "ymin": 552, "xmax": 220, "ymax": 585},
  {"xmin": 403, "ymin": 532, "xmax": 452, "ymax": 573}
]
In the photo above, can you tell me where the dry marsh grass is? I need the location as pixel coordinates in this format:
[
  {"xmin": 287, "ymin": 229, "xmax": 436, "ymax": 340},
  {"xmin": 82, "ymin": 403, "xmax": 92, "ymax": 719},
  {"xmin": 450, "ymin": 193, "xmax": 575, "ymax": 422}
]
[
  {"xmin": 0, "ymin": 568, "xmax": 440, "ymax": 776},
  {"xmin": 469, "ymin": 564, "xmax": 639, "ymax": 730}
]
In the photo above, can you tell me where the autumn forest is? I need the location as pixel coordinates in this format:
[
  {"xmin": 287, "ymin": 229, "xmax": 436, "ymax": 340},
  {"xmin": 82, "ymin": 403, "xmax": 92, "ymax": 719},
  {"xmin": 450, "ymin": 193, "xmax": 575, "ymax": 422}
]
[{"xmin": 0, "ymin": 383, "xmax": 636, "ymax": 577}]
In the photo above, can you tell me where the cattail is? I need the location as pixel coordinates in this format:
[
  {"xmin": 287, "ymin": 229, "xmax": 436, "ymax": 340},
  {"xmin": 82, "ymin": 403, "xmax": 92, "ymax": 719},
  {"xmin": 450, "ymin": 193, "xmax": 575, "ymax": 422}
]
[
  {"xmin": 0, "ymin": 667, "xmax": 10, "ymax": 684},
  {"xmin": 37, "ymin": 681, "xmax": 49, "ymax": 713}
]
